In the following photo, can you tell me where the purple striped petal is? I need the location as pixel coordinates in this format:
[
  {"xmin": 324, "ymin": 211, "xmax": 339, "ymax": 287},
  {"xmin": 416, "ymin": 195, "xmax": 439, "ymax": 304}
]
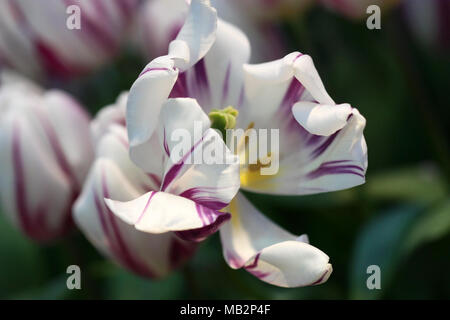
[
  {"xmin": 307, "ymin": 160, "xmax": 365, "ymax": 180},
  {"xmin": 175, "ymin": 206, "xmax": 231, "ymax": 242},
  {"xmin": 11, "ymin": 121, "xmax": 74, "ymax": 242}
]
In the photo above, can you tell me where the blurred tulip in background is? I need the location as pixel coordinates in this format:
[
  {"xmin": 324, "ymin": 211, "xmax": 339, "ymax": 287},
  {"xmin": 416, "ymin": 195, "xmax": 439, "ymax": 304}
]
[
  {"xmin": 0, "ymin": 0, "xmax": 139, "ymax": 79},
  {"xmin": 0, "ymin": 71, "xmax": 94, "ymax": 242}
]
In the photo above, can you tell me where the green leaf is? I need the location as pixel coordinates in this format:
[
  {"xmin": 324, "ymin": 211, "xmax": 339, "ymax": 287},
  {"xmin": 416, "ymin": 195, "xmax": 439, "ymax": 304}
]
[
  {"xmin": 365, "ymin": 165, "xmax": 447, "ymax": 204},
  {"xmin": 350, "ymin": 200, "xmax": 450, "ymax": 299},
  {"xmin": 349, "ymin": 205, "xmax": 422, "ymax": 299},
  {"xmin": 402, "ymin": 200, "xmax": 450, "ymax": 254}
]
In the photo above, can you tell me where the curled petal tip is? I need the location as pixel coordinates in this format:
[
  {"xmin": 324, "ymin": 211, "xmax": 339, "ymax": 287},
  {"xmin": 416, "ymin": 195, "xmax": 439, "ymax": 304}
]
[{"xmin": 311, "ymin": 263, "xmax": 333, "ymax": 286}]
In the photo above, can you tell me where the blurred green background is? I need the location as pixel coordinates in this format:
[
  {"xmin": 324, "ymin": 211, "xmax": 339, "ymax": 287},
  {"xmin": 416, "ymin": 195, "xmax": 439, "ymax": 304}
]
[{"xmin": 0, "ymin": 5, "xmax": 449, "ymax": 300}]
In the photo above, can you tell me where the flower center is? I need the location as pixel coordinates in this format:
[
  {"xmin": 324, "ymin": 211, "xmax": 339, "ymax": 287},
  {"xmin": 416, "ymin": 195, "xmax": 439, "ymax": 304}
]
[
  {"xmin": 236, "ymin": 122, "xmax": 277, "ymax": 189},
  {"xmin": 240, "ymin": 153, "xmax": 276, "ymax": 189},
  {"xmin": 208, "ymin": 106, "xmax": 238, "ymax": 138}
]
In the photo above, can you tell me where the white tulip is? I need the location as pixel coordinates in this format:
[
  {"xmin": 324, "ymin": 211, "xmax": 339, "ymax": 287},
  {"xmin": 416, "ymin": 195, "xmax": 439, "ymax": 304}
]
[
  {"xmin": 114, "ymin": 0, "xmax": 367, "ymax": 287},
  {"xmin": 0, "ymin": 72, "xmax": 94, "ymax": 241}
]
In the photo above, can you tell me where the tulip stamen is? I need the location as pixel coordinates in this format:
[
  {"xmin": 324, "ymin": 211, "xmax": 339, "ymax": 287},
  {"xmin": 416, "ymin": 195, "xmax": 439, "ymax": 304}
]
[{"xmin": 209, "ymin": 106, "xmax": 239, "ymax": 139}]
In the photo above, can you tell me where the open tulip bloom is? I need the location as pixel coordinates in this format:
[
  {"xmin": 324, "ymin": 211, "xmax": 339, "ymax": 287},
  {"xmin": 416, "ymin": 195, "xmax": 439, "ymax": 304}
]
[{"xmin": 105, "ymin": 0, "xmax": 367, "ymax": 288}]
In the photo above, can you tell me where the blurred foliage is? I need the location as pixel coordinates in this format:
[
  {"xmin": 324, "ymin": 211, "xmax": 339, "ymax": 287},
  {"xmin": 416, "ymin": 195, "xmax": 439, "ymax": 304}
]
[{"xmin": 1, "ymin": 5, "xmax": 449, "ymax": 299}]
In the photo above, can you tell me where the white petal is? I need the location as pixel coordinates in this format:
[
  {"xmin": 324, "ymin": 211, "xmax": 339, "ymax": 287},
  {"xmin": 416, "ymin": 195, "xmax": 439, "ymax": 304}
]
[
  {"xmin": 292, "ymin": 102, "xmax": 353, "ymax": 136},
  {"xmin": 126, "ymin": 56, "xmax": 178, "ymax": 164},
  {"xmin": 237, "ymin": 52, "xmax": 367, "ymax": 196},
  {"xmin": 243, "ymin": 52, "xmax": 297, "ymax": 99},
  {"xmin": 242, "ymin": 108, "xmax": 367, "ymax": 195},
  {"xmin": 168, "ymin": 18, "xmax": 250, "ymax": 111},
  {"xmin": 91, "ymin": 92, "xmax": 127, "ymax": 146},
  {"xmin": 106, "ymin": 190, "xmax": 230, "ymax": 242},
  {"xmin": 157, "ymin": 98, "xmax": 240, "ymax": 208},
  {"xmin": 201, "ymin": 18, "xmax": 250, "ymax": 110},
  {"xmin": 0, "ymin": 70, "xmax": 41, "ymax": 93},
  {"xmin": 240, "ymin": 52, "xmax": 335, "ymax": 128},
  {"xmin": 239, "ymin": 52, "xmax": 298, "ymax": 127},
  {"xmin": 163, "ymin": 128, "xmax": 241, "ymax": 209},
  {"xmin": 94, "ymin": 92, "xmax": 165, "ymax": 177},
  {"xmin": 74, "ymin": 158, "xmax": 195, "ymax": 278},
  {"xmin": 220, "ymin": 193, "xmax": 332, "ymax": 287},
  {"xmin": 129, "ymin": 130, "xmax": 166, "ymax": 176},
  {"xmin": 0, "ymin": 104, "xmax": 72, "ymax": 241},
  {"xmin": 97, "ymin": 125, "xmax": 161, "ymax": 192},
  {"xmin": 157, "ymin": 97, "xmax": 210, "ymax": 159},
  {"xmin": 42, "ymin": 90, "xmax": 94, "ymax": 186},
  {"xmin": 293, "ymin": 54, "xmax": 335, "ymax": 105},
  {"xmin": 168, "ymin": 0, "xmax": 218, "ymax": 71}
]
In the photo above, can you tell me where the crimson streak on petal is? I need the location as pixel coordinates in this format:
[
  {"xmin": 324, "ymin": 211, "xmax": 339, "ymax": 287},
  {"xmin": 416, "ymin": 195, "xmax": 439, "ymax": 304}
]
[
  {"xmin": 139, "ymin": 67, "xmax": 171, "ymax": 78},
  {"xmin": 179, "ymin": 187, "xmax": 228, "ymax": 210},
  {"xmin": 92, "ymin": 168, "xmax": 156, "ymax": 278},
  {"xmin": 175, "ymin": 208, "xmax": 231, "ymax": 242},
  {"xmin": 160, "ymin": 135, "xmax": 204, "ymax": 192},
  {"xmin": 245, "ymin": 253, "xmax": 270, "ymax": 279},
  {"xmin": 12, "ymin": 121, "xmax": 73, "ymax": 242},
  {"xmin": 307, "ymin": 160, "xmax": 365, "ymax": 180}
]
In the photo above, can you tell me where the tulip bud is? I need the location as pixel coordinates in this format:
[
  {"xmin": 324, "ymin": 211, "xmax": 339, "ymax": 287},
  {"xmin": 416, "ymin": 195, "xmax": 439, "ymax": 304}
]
[
  {"xmin": 0, "ymin": 72, "xmax": 94, "ymax": 242},
  {"xmin": 0, "ymin": 0, "xmax": 139, "ymax": 79},
  {"xmin": 74, "ymin": 93, "xmax": 196, "ymax": 278}
]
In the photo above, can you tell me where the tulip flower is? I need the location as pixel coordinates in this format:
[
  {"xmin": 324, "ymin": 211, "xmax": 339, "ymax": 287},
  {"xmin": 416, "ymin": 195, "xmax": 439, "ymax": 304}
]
[
  {"xmin": 74, "ymin": 94, "xmax": 198, "ymax": 278},
  {"xmin": 0, "ymin": 71, "xmax": 94, "ymax": 242},
  {"xmin": 110, "ymin": 0, "xmax": 367, "ymax": 287},
  {"xmin": 0, "ymin": 0, "xmax": 139, "ymax": 79},
  {"xmin": 319, "ymin": 0, "xmax": 401, "ymax": 19}
]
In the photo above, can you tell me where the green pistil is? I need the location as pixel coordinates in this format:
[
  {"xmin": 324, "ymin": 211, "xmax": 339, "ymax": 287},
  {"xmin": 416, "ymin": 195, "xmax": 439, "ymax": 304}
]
[{"xmin": 209, "ymin": 106, "xmax": 239, "ymax": 138}]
